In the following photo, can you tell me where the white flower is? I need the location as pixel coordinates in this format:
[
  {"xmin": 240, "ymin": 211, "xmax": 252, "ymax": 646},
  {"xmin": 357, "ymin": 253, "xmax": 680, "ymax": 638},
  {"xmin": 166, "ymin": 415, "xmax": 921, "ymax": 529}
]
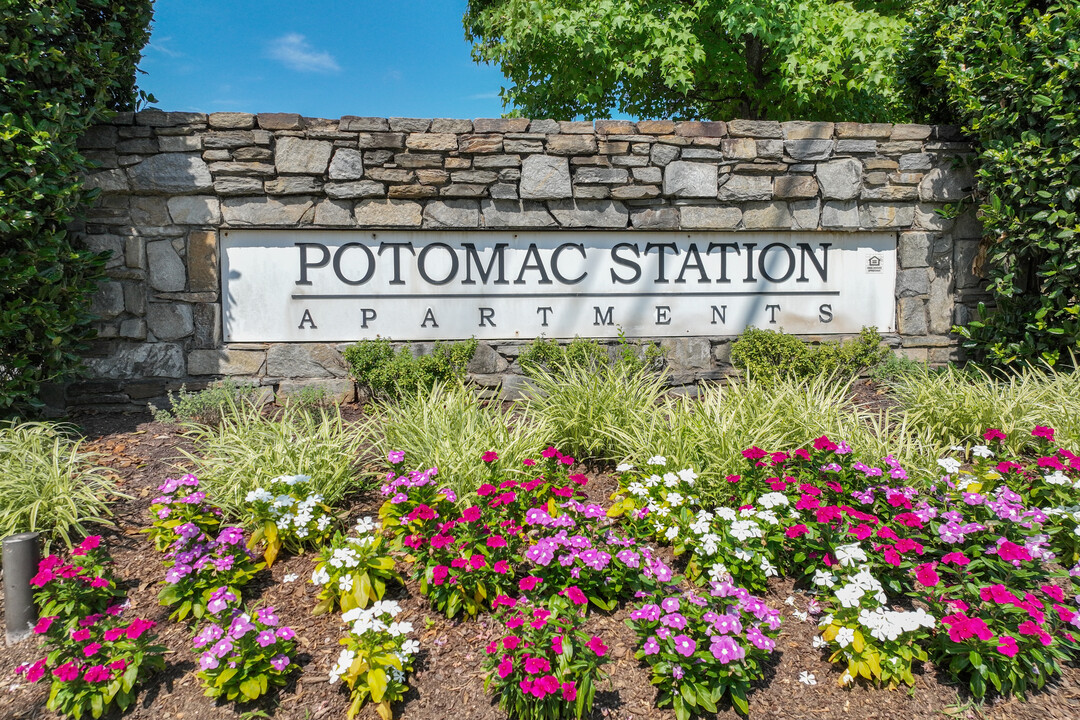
[
  {"xmin": 812, "ymin": 635, "xmax": 827, "ymax": 649},
  {"xmin": 663, "ymin": 472, "xmax": 680, "ymax": 488},
  {"xmin": 282, "ymin": 573, "xmax": 299, "ymax": 583},
  {"xmin": 835, "ymin": 583, "xmax": 865, "ymax": 609},
  {"xmin": 733, "ymin": 547, "xmax": 754, "ymax": 562},
  {"xmin": 950, "ymin": 445, "xmax": 966, "ymax": 452},
  {"xmin": 688, "ymin": 516, "xmax": 710, "ymax": 535},
  {"xmin": 401, "ymin": 639, "xmax": 420, "ymax": 655},
  {"xmin": 647, "ymin": 455, "xmax": 667, "ymax": 466},
  {"xmin": 283, "ymin": 474, "xmax": 311, "ymax": 486},
  {"xmin": 840, "ymin": 670, "xmax": 854, "ymax": 686},
  {"xmin": 755, "ymin": 509, "xmax": 779, "ymax": 526},
  {"xmin": 835, "ymin": 627, "xmax": 856, "ymax": 647},
  {"xmin": 372, "ymin": 600, "xmax": 402, "ymax": 617},
  {"xmin": 937, "ymin": 457, "xmax": 962, "ymax": 474},
  {"xmin": 760, "ymin": 557, "xmax": 778, "ymax": 577},
  {"xmin": 972, "ymin": 445, "xmax": 994, "ymax": 458},
  {"xmin": 798, "ymin": 671, "xmax": 817, "ymax": 686},
  {"xmin": 338, "ymin": 574, "xmax": 354, "ymax": 592},
  {"xmin": 794, "ymin": 610, "xmax": 808, "ymax": 621},
  {"xmin": 812, "ymin": 570, "xmax": 837, "ymax": 588},
  {"xmin": 666, "ymin": 492, "xmax": 684, "ymax": 507},
  {"xmin": 311, "ymin": 567, "xmax": 330, "ymax": 585},
  {"xmin": 757, "ymin": 492, "xmax": 789, "ymax": 509},
  {"xmin": 784, "ymin": 596, "xmax": 795, "ymax": 606},
  {"xmin": 729, "ymin": 520, "xmax": 762, "ymax": 542},
  {"xmin": 714, "ymin": 507, "xmax": 737, "ymax": 522},
  {"xmin": 700, "ymin": 533, "xmax": 720, "ymax": 555},
  {"xmin": 388, "ymin": 621, "xmax": 413, "ymax": 637},
  {"xmin": 644, "ymin": 474, "xmax": 661, "ymax": 487},
  {"xmin": 708, "ymin": 563, "xmax": 729, "ymax": 582},
  {"xmin": 818, "ymin": 614, "xmax": 834, "ymax": 627},
  {"xmin": 355, "ymin": 516, "xmax": 376, "ymax": 534},
  {"xmin": 628, "ymin": 482, "xmax": 649, "ymax": 497},
  {"xmin": 616, "ymin": 463, "xmax": 633, "ymax": 473},
  {"xmin": 664, "ymin": 526, "xmax": 679, "ymax": 541},
  {"xmin": 1045, "ymin": 471, "xmax": 1071, "ymax": 486},
  {"xmin": 677, "ymin": 468, "xmax": 698, "ymax": 485},
  {"xmin": 316, "ymin": 516, "xmax": 331, "ymax": 531},
  {"xmin": 246, "ymin": 488, "xmax": 273, "ymax": 503},
  {"xmin": 834, "ymin": 543, "xmax": 868, "ymax": 567},
  {"xmin": 329, "ymin": 648, "xmax": 356, "ymax": 684}
]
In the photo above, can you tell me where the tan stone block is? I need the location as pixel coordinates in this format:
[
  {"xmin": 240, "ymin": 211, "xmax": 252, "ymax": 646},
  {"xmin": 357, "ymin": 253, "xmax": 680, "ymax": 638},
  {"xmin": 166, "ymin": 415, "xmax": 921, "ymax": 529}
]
[{"xmin": 187, "ymin": 231, "xmax": 218, "ymax": 292}]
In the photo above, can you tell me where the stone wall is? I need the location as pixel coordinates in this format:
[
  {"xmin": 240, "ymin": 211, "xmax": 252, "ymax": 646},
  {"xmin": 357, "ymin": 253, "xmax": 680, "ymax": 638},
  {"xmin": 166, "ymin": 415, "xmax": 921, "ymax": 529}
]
[{"xmin": 64, "ymin": 110, "xmax": 987, "ymax": 410}]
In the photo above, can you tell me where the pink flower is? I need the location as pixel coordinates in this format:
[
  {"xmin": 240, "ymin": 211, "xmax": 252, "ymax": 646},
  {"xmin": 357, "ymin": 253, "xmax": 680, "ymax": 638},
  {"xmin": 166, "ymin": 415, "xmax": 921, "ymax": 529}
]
[
  {"xmin": 477, "ymin": 483, "xmax": 496, "ymax": 496},
  {"xmin": 586, "ymin": 635, "xmax": 608, "ymax": 657},
  {"xmin": 785, "ymin": 525, "xmax": 809, "ymax": 539},
  {"xmin": 813, "ymin": 436, "xmax": 838, "ymax": 452},
  {"xmin": 24, "ymin": 658, "xmax": 47, "ymax": 683},
  {"xmin": 561, "ymin": 682, "xmax": 577, "ymax": 701},
  {"xmin": 672, "ymin": 634, "xmax": 696, "ymax": 657},
  {"xmin": 482, "ymin": 451, "xmax": 499, "ymax": 463},
  {"xmin": 541, "ymin": 446, "xmax": 558, "ymax": 459},
  {"xmin": 71, "ymin": 629, "xmax": 91, "ymax": 642},
  {"xmin": 487, "ymin": 535, "xmax": 507, "ymax": 547},
  {"xmin": 83, "ymin": 665, "xmax": 110, "ymax": 683},
  {"xmin": 996, "ymin": 635, "xmax": 1019, "ymax": 657},
  {"xmin": 551, "ymin": 635, "xmax": 564, "ymax": 655},
  {"xmin": 461, "ymin": 506, "xmax": 481, "ymax": 523},
  {"xmin": 942, "ymin": 552, "xmax": 970, "ymax": 566},
  {"xmin": 1041, "ymin": 584, "xmax": 1065, "ymax": 602},
  {"xmin": 524, "ymin": 656, "xmax": 550, "ymax": 674},
  {"xmin": 126, "ymin": 618, "xmax": 156, "ymax": 640},
  {"xmin": 503, "ymin": 635, "xmax": 520, "ymax": 650},
  {"xmin": 89, "ymin": 577, "xmax": 109, "ymax": 588},
  {"xmin": 1032, "ymin": 426, "xmax": 1056, "ymax": 442},
  {"xmin": 52, "ymin": 662, "xmax": 80, "ymax": 682},
  {"xmin": 80, "ymin": 536, "xmax": 102, "ymax": 551},
  {"xmin": 915, "ymin": 563, "xmax": 940, "ymax": 588},
  {"xmin": 431, "ymin": 565, "xmax": 449, "ymax": 586},
  {"xmin": 882, "ymin": 546, "xmax": 902, "ymax": 567},
  {"xmin": 742, "ymin": 446, "xmax": 766, "ymax": 460},
  {"xmin": 83, "ymin": 643, "xmax": 102, "ymax": 657},
  {"xmin": 497, "ymin": 657, "xmax": 513, "ymax": 679},
  {"xmin": 564, "ymin": 586, "xmax": 587, "ymax": 605},
  {"xmin": 492, "ymin": 560, "xmax": 510, "ymax": 574},
  {"xmin": 568, "ymin": 473, "xmax": 588, "ymax": 486},
  {"xmin": 983, "ymin": 428, "xmax": 1007, "ymax": 443},
  {"xmin": 468, "ymin": 554, "xmax": 486, "ymax": 570},
  {"xmin": 29, "ymin": 569, "xmax": 54, "ymax": 587},
  {"xmin": 519, "ymin": 576, "xmax": 542, "ymax": 592},
  {"xmin": 33, "ymin": 616, "xmax": 57, "ymax": 635},
  {"xmin": 997, "ymin": 541, "xmax": 1031, "ymax": 564}
]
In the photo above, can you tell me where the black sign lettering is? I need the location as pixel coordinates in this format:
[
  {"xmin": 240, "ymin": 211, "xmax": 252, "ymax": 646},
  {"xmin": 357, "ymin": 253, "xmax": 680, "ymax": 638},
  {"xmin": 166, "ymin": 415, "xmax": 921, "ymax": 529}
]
[
  {"xmin": 798, "ymin": 243, "xmax": 831, "ymax": 282},
  {"xmin": 296, "ymin": 243, "xmax": 330, "ymax": 285},
  {"xmin": 360, "ymin": 308, "xmax": 376, "ymax": 329},
  {"xmin": 551, "ymin": 243, "xmax": 588, "ymax": 284},
  {"xmin": 594, "ymin": 306, "xmax": 614, "ymax": 326},
  {"xmin": 377, "ymin": 242, "xmax": 415, "ymax": 285},
  {"xmin": 479, "ymin": 307, "xmax": 496, "ymax": 326},
  {"xmin": 421, "ymin": 308, "xmax": 438, "ymax": 327},
  {"xmin": 298, "ymin": 309, "xmax": 317, "ymax": 329},
  {"xmin": 758, "ymin": 243, "xmax": 796, "ymax": 283},
  {"xmin": 417, "ymin": 243, "xmax": 459, "ymax": 285},
  {"xmin": 644, "ymin": 243, "xmax": 679, "ymax": 284},
  {"xmin": 710, "ymin": 305, "xmax": 727, "ymax": 325},
  {"xmin": 819, "ymin": 304, "xmax": 834, "ymax": 323},
  {"xmin": 333, "ymin": 243, "xmax": 375, "ymax": 286},
  {"xmin": 537, "ymin": 307, "xmax": 553, "ymax": 326},
  {"xmin": 706, "ymin": 242, "xmax": 740, "ymax": 284},
  {"xmin": 513, "ymin": 244, "xmax": 552, "ymax": 285},
  {"xmin": 610, "ymin": 242, "xmax": 641, "ymax": 284},
  {"xmin": 461, "ymin": 243, "xmax": 509, "ymax": 285},
  {"xmin": 675, "ymin": 244, "xmax": 710, "ymax": 284},
  {"xmin": 765, "ymin": 304, "xmax": 780, "ymax": 323},
  {"xmin": 656, "ymin": 305, "xmax": 671, "ymax": 325}
]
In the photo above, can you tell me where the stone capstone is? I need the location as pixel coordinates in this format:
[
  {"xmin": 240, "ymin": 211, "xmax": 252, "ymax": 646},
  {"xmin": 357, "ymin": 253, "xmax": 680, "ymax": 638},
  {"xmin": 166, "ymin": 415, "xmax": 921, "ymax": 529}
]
[
  {"xmin": 423, "ymin": 200, "xmax": 480, "ymax": 228},
  {"xmin": 353, "ymin": 199, "xmax": 423, "ymax": 226},
  {"xmin": 85, "ymin": 343, "xmax": 185, "ymax": 379},
  {"xmin": 222, "ymin": 196, "xmax": 315, "ymax": 225},
  {"xmin": 480, "ymin": 200, "xmax": 556, "ymax": 227},
  {"xmin": 328, "ymin": 149, "xmax": 365, "ymax": 180},
  {"xmin": 547, "ymin": 199, "xmax": 629, "ymax": 228},
  {"xmin": 167, "ymin": 196, "xmax": 221, "ymax": 224}
]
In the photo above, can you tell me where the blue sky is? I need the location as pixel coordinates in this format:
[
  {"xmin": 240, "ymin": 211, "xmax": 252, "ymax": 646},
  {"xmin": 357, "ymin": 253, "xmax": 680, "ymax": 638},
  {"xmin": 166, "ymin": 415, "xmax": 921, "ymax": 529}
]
[{"xmin": 141, "ymin": 1, "xmax": 509, "ymax": 119}]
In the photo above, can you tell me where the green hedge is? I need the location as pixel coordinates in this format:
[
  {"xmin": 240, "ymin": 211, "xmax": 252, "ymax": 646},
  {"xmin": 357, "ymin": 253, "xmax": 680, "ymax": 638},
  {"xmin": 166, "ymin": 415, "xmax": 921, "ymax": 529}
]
[
  {"xmin": 1, "ymin": 0, "xmax": 154, "ymax": 415},
  {"xmin": 902, "ymin": 0, "xmax": 1080, "ymax": 366}
]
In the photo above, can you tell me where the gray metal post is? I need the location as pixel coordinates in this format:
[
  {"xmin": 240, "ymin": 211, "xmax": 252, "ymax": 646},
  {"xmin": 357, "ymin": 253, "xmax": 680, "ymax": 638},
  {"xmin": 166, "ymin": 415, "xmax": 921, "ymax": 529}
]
[{"xmin": 3, "ymin": 532, "xmax": 41, "ymax": 645}]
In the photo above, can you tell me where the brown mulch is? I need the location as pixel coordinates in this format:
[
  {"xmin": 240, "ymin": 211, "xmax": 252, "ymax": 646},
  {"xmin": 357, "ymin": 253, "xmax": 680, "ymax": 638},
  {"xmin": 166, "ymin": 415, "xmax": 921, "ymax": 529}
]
[{"xmin": 1, "ymin": 399, "xmax": 1078, "ymax": 720}]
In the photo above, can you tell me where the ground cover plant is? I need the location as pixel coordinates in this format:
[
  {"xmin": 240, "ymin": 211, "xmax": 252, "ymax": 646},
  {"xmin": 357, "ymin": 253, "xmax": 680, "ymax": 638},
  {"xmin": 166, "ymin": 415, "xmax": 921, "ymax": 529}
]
[
  {"xmin": 0, "ymin": 421, "xmax": 120, "ymax": 548},
  {"xmin": 730, "ymin": 327, "xmax": 889, "ymax": 383},
  {"xmin": 343, "ymin": 338, "xmax": 478, "ymax": 400}
]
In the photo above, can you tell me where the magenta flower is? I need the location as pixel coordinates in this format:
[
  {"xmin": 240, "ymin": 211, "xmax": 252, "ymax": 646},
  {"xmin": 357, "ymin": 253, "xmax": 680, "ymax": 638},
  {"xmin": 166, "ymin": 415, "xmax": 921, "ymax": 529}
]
[
  {"xmin": 52, "ymin": 662, "xmax": 80, "ymax": 681},
  {"xmin": 199, "ymin": 652, "xmax": 219, "ymax": 670},
  {"xmin": 709, "ymin": 635, "xmax": 745, "ymax": 664},
  {"xmin": 276, "ymin": 626, "xmax": 296, "ymax": 641},
  {"xmin": 672, "ymin": 634, "xmax": 696, "ymax": 657},
  {"xmin": 270, "ymin": 654, "xmax": 291, "ymax": 671},
  {"xmin": 586, "ymin": 635, "xmax": 608, "ymax": 657},
  {"xmin": 256, "ymin": 630, "xmax": 277, "ymax": 648},
  {"xmin": 83, "ymin": 665, "xmax": 110, "ymax": 683},
  {"xmin": 642, "ymin": 636, "xmax": 660, "ymax": 655},
  {"xmin": 388, "ymin": 450, "xmax": 405, "ymax": 464}
]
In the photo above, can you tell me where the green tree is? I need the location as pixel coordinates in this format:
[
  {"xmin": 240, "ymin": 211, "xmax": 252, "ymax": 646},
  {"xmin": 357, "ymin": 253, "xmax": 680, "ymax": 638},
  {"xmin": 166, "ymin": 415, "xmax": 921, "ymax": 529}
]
[
  {"xmin": 0, "ymin": 0, "xmax": 154, "ymax": 414},
  {"xmin": 464, "ymin": 0, "xmax": 911, "ymax": 121},
  {"xmin": 901, "ymin": 0, "xmax": 1080, "ymax": 366}
]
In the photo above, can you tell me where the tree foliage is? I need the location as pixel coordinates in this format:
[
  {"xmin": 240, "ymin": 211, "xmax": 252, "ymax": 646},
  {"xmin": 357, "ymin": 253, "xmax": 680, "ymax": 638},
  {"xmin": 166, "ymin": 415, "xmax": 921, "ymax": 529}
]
[
  {"xmin": 464, "ymin": 0, "xmax": 910, "ymax": 121},
  {"xmin": 0, "ymin": 0, "xmax": 154, "ymax": 414},
  {"xmin": 901, "ymin": 0, "xmax": 1080, "ymax": 367}
]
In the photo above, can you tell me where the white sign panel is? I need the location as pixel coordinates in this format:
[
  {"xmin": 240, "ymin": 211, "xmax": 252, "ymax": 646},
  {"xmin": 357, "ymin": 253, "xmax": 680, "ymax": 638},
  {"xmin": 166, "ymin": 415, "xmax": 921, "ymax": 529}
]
[{"xmin": 220, "ymin": 230, "xmax": 896, "ymax": 342}]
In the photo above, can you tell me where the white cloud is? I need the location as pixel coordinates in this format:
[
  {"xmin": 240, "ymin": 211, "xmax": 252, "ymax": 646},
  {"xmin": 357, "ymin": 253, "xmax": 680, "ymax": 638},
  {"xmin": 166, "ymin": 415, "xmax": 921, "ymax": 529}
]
[{"xmin": 267, "ymin": 33, "xmax": 340, "ymax": 73}]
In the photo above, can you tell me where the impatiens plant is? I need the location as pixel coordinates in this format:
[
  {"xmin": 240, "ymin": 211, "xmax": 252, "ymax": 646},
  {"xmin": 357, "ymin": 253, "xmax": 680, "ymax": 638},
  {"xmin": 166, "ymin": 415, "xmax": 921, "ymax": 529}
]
[
  {"xmin": 157, "ymin": 522, "xmax": 262, "ymax": 621},
  {"xmin": 246, "ymin": 473, "xmax": 335, "ymax": 565},
  {"xmin": 628, "ymin": 583, "xmax": 782, "ymax": 718},
  {"xmin": 329, "ymin": 600, "xmax": 418, "ymax": 720},
  {"xmin": 21, "ymin": 539, "xmax": 165, "ymax": 720},
  {"xmin": 193, "ymin": 599, "xmax": 297, "ymax": 703},
  {"xmin": 310, "ymin": 515, "xmax": 400, "ymax": 614},
  {"xmin": 482, "ymin": 595, "xmax": 609, "ymax": 720}
]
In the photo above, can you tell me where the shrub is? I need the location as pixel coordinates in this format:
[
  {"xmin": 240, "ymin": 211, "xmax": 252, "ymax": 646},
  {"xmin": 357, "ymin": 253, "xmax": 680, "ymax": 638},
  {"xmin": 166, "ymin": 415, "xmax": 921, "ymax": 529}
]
[
  {"xmin": 149, "ymin": 379, "xmax": 260, "ymax": 425},
  {"xmin": 518, "ymin": 333, "xmax": 664, "ymax": 378},
  {"xmin": 379, "ymin": 382, "xmax": 546, "ymax": 498},
  {"xmin": 1, "ymin": 0, "xmax": 155, "ymax": 415},
  {"xmin": 0, "ymin": 421, "xmax": 120, "ymax": 547},
  {"xmin": 244, "ymin": 474, "xmax": 336, "ymax": 565},
  {"xmin": 343, "ymin": 338, "xmax": 477, "ymax": 399},
  {"xmin": 902, "ymin": 0, "xmax": 1080, "ymax": 367},
  {"xmin": 310, "ymin": 516, "xmax": 400, "ymax": 615},
  {"xmin": 524, "ymin": 363, "xmax": 669, "ymax": 462},
  {"xmin": 731, "ymin": 327, "xmax": 888, "ymax": 382},
  {"xmin": 889, "ymin": 363, "xmax": 1080, "ymax": 454},
  {"xmin": 181, "ymin": 398, "xmax": 376, "ymax": 518}
]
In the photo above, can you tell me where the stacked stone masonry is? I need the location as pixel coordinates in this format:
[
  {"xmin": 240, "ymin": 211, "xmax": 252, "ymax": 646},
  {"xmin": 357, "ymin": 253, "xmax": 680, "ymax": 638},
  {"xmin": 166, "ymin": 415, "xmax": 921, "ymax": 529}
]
[{"xmin": 67, "ymin": 110, "xmax": 987, "ymax": 409}]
